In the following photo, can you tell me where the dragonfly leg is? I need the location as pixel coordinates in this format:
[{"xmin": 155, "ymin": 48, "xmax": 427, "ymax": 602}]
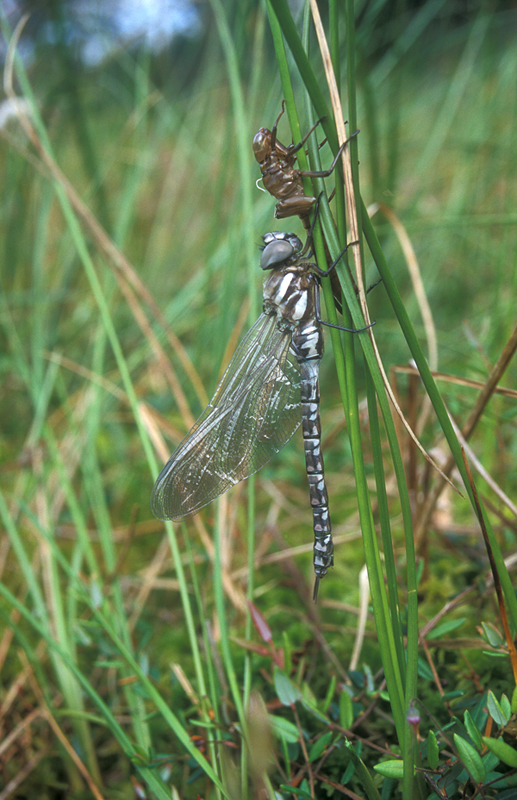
[
  {"xmin": 288, "ymin": 115, "xmax": 326, "ymax": 157},
  {"xmin": 298, "ymin": 130, "xmax": 360, "ymax": 179}
]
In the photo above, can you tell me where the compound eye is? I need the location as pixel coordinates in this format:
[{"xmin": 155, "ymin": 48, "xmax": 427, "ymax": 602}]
[
  {"xmin": 285, "ymin": 233, "xmax": 303, "ymax": 254},
  {"xmin": 260, "ymin": 238, "xmax": 294, "ymax": 270}
]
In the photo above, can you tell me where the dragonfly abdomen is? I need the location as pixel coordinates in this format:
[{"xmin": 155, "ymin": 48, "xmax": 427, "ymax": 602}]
[{"xmin": 296, "ymin": 339, "xmax": 334, "ymax": 595}]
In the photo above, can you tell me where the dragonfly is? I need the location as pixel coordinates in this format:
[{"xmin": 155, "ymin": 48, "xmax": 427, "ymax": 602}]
[{"xmin": 151, "ymin": 231, "xmax": 370, "ymax": 599}]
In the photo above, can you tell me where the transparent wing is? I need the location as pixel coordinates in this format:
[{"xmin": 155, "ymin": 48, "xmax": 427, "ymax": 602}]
[{"xmin": 151, "ymin": 312, "xmax": 301, "ymax": 520}]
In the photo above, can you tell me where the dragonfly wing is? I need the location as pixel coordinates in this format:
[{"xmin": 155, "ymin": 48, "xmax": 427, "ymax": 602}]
[{"xmin": 151, "ymin": 313, "xmax": 302, "ymax": 520}]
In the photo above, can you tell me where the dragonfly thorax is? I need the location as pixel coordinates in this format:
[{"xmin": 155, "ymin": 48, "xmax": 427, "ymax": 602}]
[{"xmin": 263, "ymin": 268, "xmax": 318, "ymax": 325}]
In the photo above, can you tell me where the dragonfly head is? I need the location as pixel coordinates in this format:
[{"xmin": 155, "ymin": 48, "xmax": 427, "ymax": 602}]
[
  {"xmin": 252, "ymin": 128, "xmax": 272, "ymax": 163},
  {"xmin": 260, "ymin": 232, "xmax": 303, "ymax": 270}
]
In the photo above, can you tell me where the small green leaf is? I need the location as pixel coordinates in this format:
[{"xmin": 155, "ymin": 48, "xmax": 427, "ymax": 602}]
[
  {"xmin": 269, "ymin": 714, "xmax": 300, "ymax": 744},
  {"xmin": 301, "ymin": 681, "xmax": 317, "ymax": 706},
  {"xmin": 454, "ymin": 734, "xmax": 486, "ymax": 782},
  {"xmin": 426, "ymin": 730, "xmax": 439, "ymax": 769},
  {"xmin": 373, "ymin": 759, "xmax": 405, "ymax": 779},
  {"xmin": 501, "ymin": 693, "xmax": 512, "ymax": 719},
  {"xmin": 322, "ymin": 675, "xmax": 336, "ymax": 713},
  {"xmin": 487, "ymin": 690, "xmax": 509, "ymax": 726},
  {"xmin": 274, "ymin": 666, "xmax": 302, "ymax": 706},
  {"xmin": 341, "ymin": 760, "xmax": 355, "ymax": 784},
  {"xmin": 279, "ymin": 784, "xmax": 313, "ymax": 799},
  {"xmin": 282, "ymin": 631, "xmax": 293, "ymax": 675},
  {"xmin": 482, "ymin": 750, "xmax": 501, "ymax": 773},
  {"xmin": 442, "ymin": 690, "xmax": 464, "ymax": 700},
  {"xmin": 363, "ymin": 663, "xmax": 375, "ymax": 694},
  {"xmin": 300, "ymin": 697, "xmax": 329, "ymax": 725},
  {"xmin": 308, "ymin": 731, "xmax": 333, "ymax": 762},
  {"xmin": 511, "ymin": 686, "xmax": 517, "ymax": 715},
  {"xmin": 339, "ymin": 689, "xmax": 354, "ymax": 729},
  {"xmin": 418, "ymin": 658, "xmax": 434, "ymax": 681},
  {"xmin": 417, "ymin": 657, "xmax": 434, "ymax": 680},
  {"xmin": 348, "ymin": 670, "xmax": 364, "ymax": 689},
  {"xmin": 482, "ymin": 736, "xmax": 517, "ymax": 768},
  {"xmin": 94, "ymin": 659, "xmax": 126, "ymax": 668},
  {"xmin": 464, "ymin": 710, "xmax": 483, "ymax": 749},
  {"xmin": 480, "ymin": 622, "xmax": 504, "ymax": 647},
  {"xmin": 426, "ymin": 618, "xmax": 466, "ymax": 639},
  {"xmin": 482, "ymin": 650, "xmax": 507, "ymax": 659}
]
